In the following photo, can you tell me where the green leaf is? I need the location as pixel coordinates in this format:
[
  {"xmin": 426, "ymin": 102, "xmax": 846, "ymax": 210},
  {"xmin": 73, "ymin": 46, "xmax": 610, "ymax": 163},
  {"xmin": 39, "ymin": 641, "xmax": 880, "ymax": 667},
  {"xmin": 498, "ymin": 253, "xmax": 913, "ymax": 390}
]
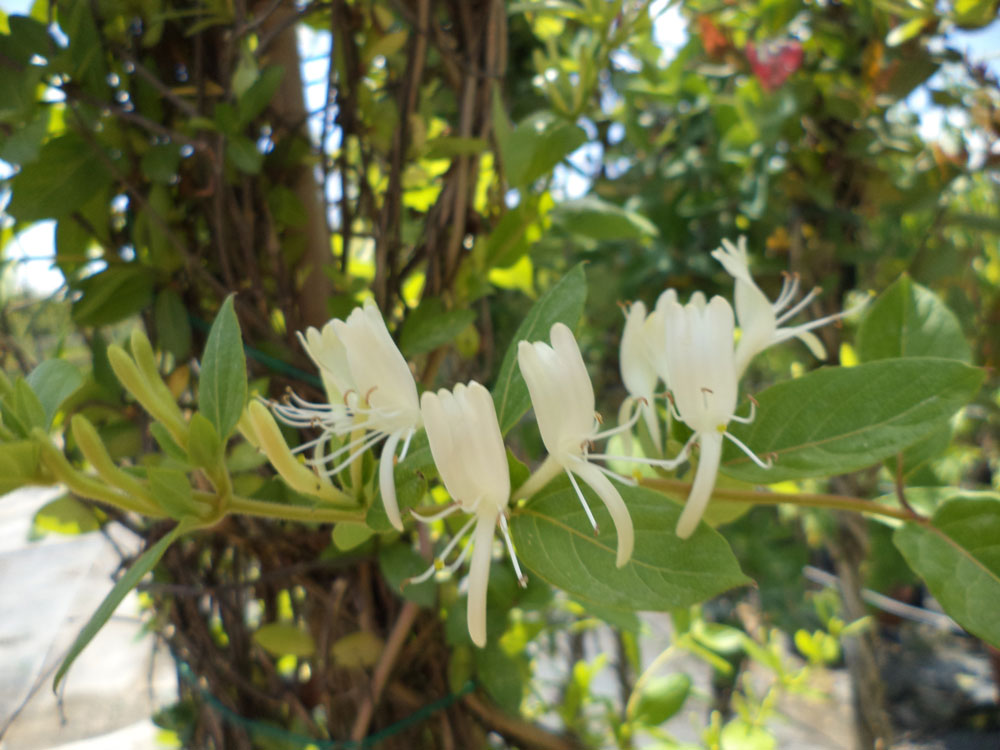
[
  {"xmin": 856, "ymin": 275, "xmax": 970, "ymax": 363},
  {"xmin": 952, "ymin": 0, "xmax": 1000, "ymax": 28},
  {"xmin": 492, "ymin": 263, "xmax": 587, "ymax": 435},
  {"xmin": 378, "ymin": 543, "xmax": 437, "ymax": 608},
  {"xmin": 6, "ymin": 134, "xmax": 113, "ymax": 222},
  {"xmin": 26, "ymin": 360, "xmax": 83, "ymax": 429},
  {"xmin": 56, "ymin": 0, "xmax": 106, "ymax": 95},
  {"xmin": 154, "ymin": 289, "xmax": 193, "ymax": 361},
  {"xmin": 886, "ymin": 17, "xmax": 929, "ymax": 47},
  {"xmin": 721, "ymin": 359, "xmax": 984, "ymax": 483},
  {"xmin": 140, "ymin": 143, "xmax": 182, "ymax": 183},
  {"xmin": 3, "ymin": 15, "xmax": 52, "ymax": 65},
  {"xmin": 720, "ymin": 719, "xmax": 776, "ymax": 750},
  {"xmin": 54, "ymin": 519, "xmax": 192, "ymax": 689},
  {"xmin": 631, "ymin": 673, "xmax": 692, "ymax": 726},
  {"xmin": 226, "ymin": 135, "xmax": 263, "ymax": 174},
  {"xmin": 253, "ymin": 623, "xmax": 316, "ymax": 658},
  {"xmin": 237, "ymin": 65, "xmax": 284, "ymax": 126},
  {"xmin": 13, "ymin": 377, "xmax": 46, "ymax": 433},
  {"xmin": 0, "ymin": 441, "xmax": 41, "ymax": 493},
  {"xmin": 71, "ymin": 266, "xmax": 154, "ymax": 327},
  {"xmin": 187, "ymin": 413, "xmax": 221, "ymax": 470},
  {"xmin": 199, "ymin": 295, "xmax": 247, "ymax": 440},
  {"xmin": 32, "ymin": 495, "xmax": 101, "ymax": 536},
  {"xmin": 510, "ymin": 481, "xmax": 749, "ymax": 611},
  {"xmin": 483, "ymin": 203, "xmax": 536, "ymax": 269},
  {"xmin": 148, "ymin": 466, "xmax": 199, "ymax": 519},
  {"xmin": 893, "ymin": 495, "xmax": 1000, "ymax": 647},
  {"xmin": 399, "ymin": 298, "xmax": 476, "ymax": 357},
  {"xmin": 0, "ymin": 108, "xmax": 49, "ymax": 165},
  {"xmin": 332, "ymin": 522, "xmax": 375, "ymax": 551},
  {"xmin": 150, "ymin": 422, "xmax": 189, "ymax": 464},
  {"xmin": 474, "ymin": 643, "xmax": 524, "ymax": 714},
  {"xmin": 494, "ymin": 105, "xmax": 587, "ymax": 187},
  {"xmin": 551, "ymin": 197, "xmax": 659, "ymax": 241}
]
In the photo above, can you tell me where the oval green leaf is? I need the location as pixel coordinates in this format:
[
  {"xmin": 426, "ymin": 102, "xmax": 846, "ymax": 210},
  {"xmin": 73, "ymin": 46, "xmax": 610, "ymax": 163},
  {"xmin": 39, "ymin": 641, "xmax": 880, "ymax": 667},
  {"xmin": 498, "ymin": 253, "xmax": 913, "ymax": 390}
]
[
  {"xmin": 510, "ymin": 481, "xmax": 750, "ymax": 611},
  {"xmin": 26, "ymin": 359, "xmax": 84, "ymax": 429},
  {"xmin": 893, "ymin": 495, "xmax": 1000, "ymax": 648},
  {"xmin": 722, "ymin": 358, "xmax": 984, "ymax": 483},
  {"xmin": 253, "ymin": 623, "xmax": 317, "ymax": 658},
  {"xmin": 199, "ymin": 295, "xmax": 247, "ymax": 440},
  {"xmin": 856, "ymin": 274, "xmax": 970, "ymax": 363}
]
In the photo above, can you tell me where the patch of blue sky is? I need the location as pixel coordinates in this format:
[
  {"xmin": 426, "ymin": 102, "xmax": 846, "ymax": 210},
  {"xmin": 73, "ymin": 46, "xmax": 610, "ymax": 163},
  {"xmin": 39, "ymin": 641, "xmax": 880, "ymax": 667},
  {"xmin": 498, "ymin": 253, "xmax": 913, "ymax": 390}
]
[{"xmin": 553, "ymin": 1, "xmax": 687, "ymax": 200}]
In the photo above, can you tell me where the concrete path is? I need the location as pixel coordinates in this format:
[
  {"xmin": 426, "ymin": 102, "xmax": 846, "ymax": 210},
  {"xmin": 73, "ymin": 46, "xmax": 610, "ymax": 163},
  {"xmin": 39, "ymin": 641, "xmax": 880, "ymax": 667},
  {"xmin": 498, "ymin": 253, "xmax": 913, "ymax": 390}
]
[{"xmin": 0, "ymin": 487, "xmax": 175, "ymax": 750}]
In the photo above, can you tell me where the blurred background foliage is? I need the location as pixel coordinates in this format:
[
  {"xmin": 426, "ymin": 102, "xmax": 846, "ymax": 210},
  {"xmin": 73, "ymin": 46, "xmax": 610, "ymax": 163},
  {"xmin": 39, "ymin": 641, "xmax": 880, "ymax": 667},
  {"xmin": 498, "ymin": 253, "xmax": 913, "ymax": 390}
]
[{"xmin": 1, "ymin": 0, "xmax": 998, "ymax": 747}]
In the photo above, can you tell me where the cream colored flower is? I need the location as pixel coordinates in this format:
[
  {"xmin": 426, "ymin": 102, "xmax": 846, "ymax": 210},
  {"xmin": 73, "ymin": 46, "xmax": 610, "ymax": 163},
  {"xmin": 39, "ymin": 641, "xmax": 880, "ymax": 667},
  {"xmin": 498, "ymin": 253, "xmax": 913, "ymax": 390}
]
[
  {"xmin": 658, "ymin": 293, "xmax": 770, "ymax": 538},
  {"xmin": 712, "ymin": 236, "xmax": 859, "ymax": 376},
  {"xmin": 414, "ymin": 381, "xmax": 520, "ymax": 648},
  {"xmin": 270, "ymin": 299, "xmax": 420, "ymax": 530},
  {"xmin": 518, "ymin": 323, "xmax": 636, "ymax": 567}
]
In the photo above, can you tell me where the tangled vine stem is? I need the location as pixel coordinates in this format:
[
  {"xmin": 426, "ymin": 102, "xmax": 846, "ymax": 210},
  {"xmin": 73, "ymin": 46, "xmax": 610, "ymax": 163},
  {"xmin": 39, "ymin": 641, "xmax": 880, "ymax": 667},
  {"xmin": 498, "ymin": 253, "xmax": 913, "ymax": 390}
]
[{"xmin": 639, "ymin": 477, "xmax": 926, "ymax": 524}]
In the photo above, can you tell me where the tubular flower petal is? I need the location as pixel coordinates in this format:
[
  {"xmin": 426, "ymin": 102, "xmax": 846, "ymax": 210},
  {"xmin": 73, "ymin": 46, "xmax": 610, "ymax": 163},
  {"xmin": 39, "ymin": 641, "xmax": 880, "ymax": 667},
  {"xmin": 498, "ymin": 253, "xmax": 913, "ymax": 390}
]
[
  {"xmin": 518, "ymin": 323, "xmax": 635, "ymax": 567},
  {"xmin": 659, "ymin": 293, "xmax": 770, "ymax": 539},
  {"xmin": 419, "ymin": 381, "xmax": 518, "ymax": 648},
  {"xmin": 268, "ymin": 299, "xmax": 421, "ymax": 530},
  {"xmin": 619, "ymin": 301, "xmax": 662, "ymax": 454},
  {"xmin": 712, "ymin": 236, "xmax": 860, "ymax": 376}
]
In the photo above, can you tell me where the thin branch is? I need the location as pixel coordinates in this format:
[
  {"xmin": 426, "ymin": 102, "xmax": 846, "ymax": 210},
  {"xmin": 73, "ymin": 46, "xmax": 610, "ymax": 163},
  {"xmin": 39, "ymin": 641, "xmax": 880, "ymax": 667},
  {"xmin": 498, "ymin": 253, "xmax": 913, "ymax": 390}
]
[
  {"xmin": 350, "ymin": 600, "xmax": 421, "ymax": 741},
  {"xmin": 639, "ymin": 477, "xmax": 925, "ymax": 524}
]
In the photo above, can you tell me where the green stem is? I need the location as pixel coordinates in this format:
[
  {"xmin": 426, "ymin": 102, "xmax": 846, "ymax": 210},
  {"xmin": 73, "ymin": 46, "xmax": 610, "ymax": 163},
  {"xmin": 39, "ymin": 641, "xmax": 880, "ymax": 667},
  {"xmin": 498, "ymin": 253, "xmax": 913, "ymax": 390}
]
[
  {"xmin": 514, "ymin": 455, "xmax": 562, "ymax": 501},
  {"xmin": 640, "ymin": 477, "xmax": 923, "ymax": 524},
  {"xmin": 225, "ymin": 494, "xmax": 366, "ymax": 524},
  {"xmin": 624, "ymin": 644, "xmax": 677, "ymax": 720}
]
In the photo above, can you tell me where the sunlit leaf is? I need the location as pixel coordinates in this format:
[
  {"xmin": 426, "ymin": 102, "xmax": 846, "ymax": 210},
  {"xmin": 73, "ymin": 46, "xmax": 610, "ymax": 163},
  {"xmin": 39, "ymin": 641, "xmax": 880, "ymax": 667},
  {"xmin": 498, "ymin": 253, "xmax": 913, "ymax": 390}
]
[{"xmin": 510, "ymin": 481, "xmax": 749, "ymax": 611}]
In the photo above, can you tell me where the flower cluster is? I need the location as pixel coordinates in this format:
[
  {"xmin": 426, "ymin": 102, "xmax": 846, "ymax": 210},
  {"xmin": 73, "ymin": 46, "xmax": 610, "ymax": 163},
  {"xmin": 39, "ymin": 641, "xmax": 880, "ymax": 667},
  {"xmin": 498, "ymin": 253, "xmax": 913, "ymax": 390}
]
[
  {"xmin": 619, "ymin": 235, "xmax": 858, "ymax": 537},
  {"xmin": 252, "ymin": 237, "xmax": 854, "ymax": 644}
]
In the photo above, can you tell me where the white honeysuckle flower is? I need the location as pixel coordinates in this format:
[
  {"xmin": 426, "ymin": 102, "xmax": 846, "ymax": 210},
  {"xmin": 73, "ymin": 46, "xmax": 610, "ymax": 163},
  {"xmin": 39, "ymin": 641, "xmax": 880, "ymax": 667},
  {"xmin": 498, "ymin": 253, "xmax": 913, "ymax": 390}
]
[
  {"xmin": 297, "ymin": 319, "xmax": 353, "ymax": 407},
  {"xmin": 659, "ymin": 293, "xmax": 771, "ymax": 539},
  {"xmin": 269, "ymin": 299, "xmax": 421, "ymax": 531},
  {"xmin": 518, "ymin": 322, "xmax": 672, "ymax": 568},
  {"xmin": 646, "ymin": 288, "xmax": 677, "ymax": 386},
  {"xmin": 411, "ymin": 381, "xmax": 522, "ymax": 648},
  {"xmin": 618, "ymin": 300, "xmax": 662, "ymax": 455},
  {"xmin": 712, "ymin": 236, "xmax": 859, "ymax": 377}
]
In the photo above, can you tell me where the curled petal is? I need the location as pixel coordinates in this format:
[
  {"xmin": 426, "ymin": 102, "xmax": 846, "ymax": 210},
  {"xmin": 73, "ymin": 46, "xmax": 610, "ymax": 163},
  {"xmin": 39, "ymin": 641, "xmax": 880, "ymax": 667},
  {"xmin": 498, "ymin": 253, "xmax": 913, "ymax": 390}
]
[
  {"xmin": 467, "ymin": 511, "xmax": 497, "ymax": 648},
  {"xmin": 379, "ymin": 430, "xmax": 405, "ymax": 531},
  {"xmin": 570, "ymin": 459, "xmax": 634, "ymax": 567},
  {"xmin": 676, "ymin": 431, "xmax": 723, "ymax": 539}
]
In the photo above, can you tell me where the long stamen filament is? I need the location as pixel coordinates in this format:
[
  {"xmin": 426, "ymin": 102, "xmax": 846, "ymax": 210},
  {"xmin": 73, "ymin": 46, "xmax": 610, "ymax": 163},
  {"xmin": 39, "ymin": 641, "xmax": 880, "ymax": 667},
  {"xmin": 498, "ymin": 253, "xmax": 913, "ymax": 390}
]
[
  {"xmin": 724, "ymin": 431, "xmax": 772, "ymax": 469},
  {"xmin": 775, "ymin": 286, "xmax": 820, "ymax": 325},
  {"xmin": 306, "ymin": 430, "xmax": 383, "ymax": 466},
  {"xmin": 316, "ymin": 432, "xmax": 387, "ymax": 476},
  {"xmin": 565, "ymin": 468, "xmax": 600, "ymax": 534},
  {"xmin": 773, "ymin": 273, "xmax": 800, "ymax": 312},
  {"xmin": 586, "ymin": 453, "xmax": 689, "ymax": 470},
  {"xmin": 404, "ymin": 515, "xmax": 478, "ymax": 587},
  {"xmin": 593, "ymin": 404, "xmax": 643, "ymax": 441},
  {"xmin": 398, "ymin": 428, "xmax": 414, "ymax": 462},
  {"xmin": 499, "ymin": 514, "xmax": 527, "ymax": 587},
  {"xmin": 592, "ymin": 462, "xmax": 637, "ymax": 486},
  {"xmin": 729, "ymin": 399, "xmax": 757, "ymax": 425},
  {"xmin": 437, "ymin": 515, "xmax": 478, "ymax": 565},
  {"xmin": 412, "ymin": 503, "xmax": 461, "ymax": 523}
]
